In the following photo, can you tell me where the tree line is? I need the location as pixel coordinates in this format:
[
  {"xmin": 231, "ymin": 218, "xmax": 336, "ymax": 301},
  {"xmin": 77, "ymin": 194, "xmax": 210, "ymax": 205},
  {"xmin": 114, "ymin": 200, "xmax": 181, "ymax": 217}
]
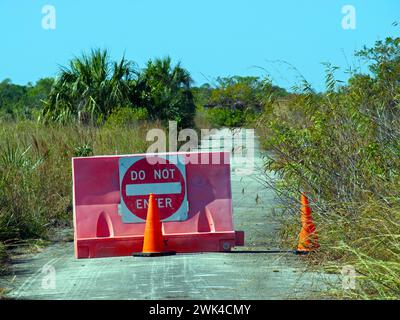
[{"xmin": 0, "ymin": 49, "xmax": 288, "ymax": 129}]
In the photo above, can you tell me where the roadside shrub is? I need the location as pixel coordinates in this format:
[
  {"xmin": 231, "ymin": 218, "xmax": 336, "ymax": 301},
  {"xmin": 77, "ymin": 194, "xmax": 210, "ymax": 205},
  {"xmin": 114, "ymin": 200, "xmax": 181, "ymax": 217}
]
[
  {"xmin": 0, "ymin": 242, "xmax": 6, "ymax": 261},
  {"xmin": 104, "ymin": 107, "xmax": 148, "ymax": 128},
  {"xmin": 0, "ymin": 241, "xmax": 6, "ymax": 276},
  {"xmin": 205, "ymin": 108, "xmax": 255, "ymax": 128},
  {"xmin": 0, "ymin": 121, "xmax": 157, "ymax": 243},
  {"xmin": 74, "ymin": 144, "xmax": 94, "ymax": 157},
  {"xmin": 40, "ymin": 52, "xmax": 197, "ymax": 128},
  {"xmin": 193, "ymin": 76, "xmax": 286, "ymax": 128},
  {"xmin": 256, "ymin": 38, "xmax": 400, "ymax": 299}
]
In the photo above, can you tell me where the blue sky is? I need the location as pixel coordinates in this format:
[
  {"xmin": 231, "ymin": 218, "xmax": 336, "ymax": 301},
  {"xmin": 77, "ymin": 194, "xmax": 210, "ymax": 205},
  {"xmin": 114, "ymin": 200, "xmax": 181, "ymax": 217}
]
[{"xmin": 1, "ymin": 0, "xmax": 399, "ymax": 90}]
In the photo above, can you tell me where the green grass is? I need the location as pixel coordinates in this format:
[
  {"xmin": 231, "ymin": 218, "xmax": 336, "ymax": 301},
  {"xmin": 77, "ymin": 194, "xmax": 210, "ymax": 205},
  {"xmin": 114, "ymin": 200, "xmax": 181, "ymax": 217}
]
[
  {"xmin": 256, "ymin": 93, "xmax": 400, "ymax": 299},
  {"xmin": 0, "ymin": 242, "xmax": 7, "ymax": 297},
  {"xmin": 272, "ymin": 196, "xmax": 400, "ymax": 299},
  {"xmin": 254, "ymin": 38, "xmax": 400, "ymax": 299},
  {"xmin": 0, "ymin": 120, "xmax": 160, "ymax": 270},
  {"xmin": 0, "ymin": 241, "xmax": 6, "ymax": 267}
]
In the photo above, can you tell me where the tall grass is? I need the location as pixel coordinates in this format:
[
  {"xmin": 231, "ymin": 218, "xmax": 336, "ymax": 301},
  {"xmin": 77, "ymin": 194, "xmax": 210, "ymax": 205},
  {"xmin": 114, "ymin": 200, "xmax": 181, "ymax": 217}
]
[
  {"xmin": 0, "ymin": 120, "xmax": 158, "ymax": 247},
  {"xmin": 255, "ymin": 55, "xmax": 400, "ymax": 299}
]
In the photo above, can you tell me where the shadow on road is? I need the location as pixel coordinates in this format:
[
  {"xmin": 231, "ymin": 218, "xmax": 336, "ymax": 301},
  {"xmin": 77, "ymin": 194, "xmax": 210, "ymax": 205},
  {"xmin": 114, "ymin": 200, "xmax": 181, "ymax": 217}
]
[{"xmin": 228, "ymin": 250, "xmax": 295, "ymax": 254}]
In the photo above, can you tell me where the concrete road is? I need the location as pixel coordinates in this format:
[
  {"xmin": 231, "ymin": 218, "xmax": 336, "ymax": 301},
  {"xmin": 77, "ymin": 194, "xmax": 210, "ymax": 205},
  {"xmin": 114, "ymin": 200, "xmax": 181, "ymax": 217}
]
[{"xmin": 0, "ymin": 129, "xmax": 339, "ymax": 299}]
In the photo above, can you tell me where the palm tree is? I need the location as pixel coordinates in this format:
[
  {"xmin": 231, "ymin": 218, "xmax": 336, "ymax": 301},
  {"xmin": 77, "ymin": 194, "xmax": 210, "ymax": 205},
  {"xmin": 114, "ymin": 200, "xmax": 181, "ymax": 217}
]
[
  {"xmin": 139, "ymin": 57, "xmax": 196, "ymax": 128},
  {"xmin": 42, "ymin": 49, "xmax": 136, "ymax": 124}
]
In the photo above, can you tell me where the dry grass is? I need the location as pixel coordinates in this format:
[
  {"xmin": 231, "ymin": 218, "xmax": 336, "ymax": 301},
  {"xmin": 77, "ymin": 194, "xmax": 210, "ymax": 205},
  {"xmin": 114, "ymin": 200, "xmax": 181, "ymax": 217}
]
[
  {"xmin": 256, "ymin": 77, "xmax": 400, "ymax": 299},
  {"xmin": 0, "ymin": 120, "xmax": 160, "ymax": 268}
]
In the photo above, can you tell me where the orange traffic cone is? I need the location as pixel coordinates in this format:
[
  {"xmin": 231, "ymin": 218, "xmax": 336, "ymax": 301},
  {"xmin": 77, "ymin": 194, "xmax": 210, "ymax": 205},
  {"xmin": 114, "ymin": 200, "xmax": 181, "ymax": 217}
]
[
  {"xmin": 296, "ymin": 193, "xmax": 319, "ymax": 254},
  {"xmin": 132, "ymin": 193, "xmax": 176, "ymax": 257}
]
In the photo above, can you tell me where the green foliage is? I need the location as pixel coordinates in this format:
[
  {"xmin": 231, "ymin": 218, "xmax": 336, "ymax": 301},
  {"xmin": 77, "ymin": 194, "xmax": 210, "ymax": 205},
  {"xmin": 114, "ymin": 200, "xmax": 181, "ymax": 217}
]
[
  {"xmin": 195, "ymin": 76, "xmax": 287, "ymax": 128},
  {"xmin": 192, "ymin": 83, "xmax": 213, "ymax": 107},
  {"xmin": 0, "ymin": 242, "xmax": 5, "ymax": 261},
  {"xmin": 257, "ymin": 36, "xmax": 400, "ymax": 299},
  {"xmin": 206, "ymin": 107, "xmax": 255, "ymax": 128},
  {"xmin": 0, "ymin": 79, "xmax": 27, "ymax": 112},
  {"xmin": 208, "ymin": 76, "xmax": 265, "ymax": 111},
  {"xmin": 26, "ymin": 78, "xmax": 54, "ymax": 110},
  {"xmin": 74, "ymin": 144, "xmax": 93, "ymax": 157},
  {"xmin": 42, "ymin": 49, "xmax": 135, "ymax": 124},
  {"xmin": 0, "ymin": 135, "xmax": 52, "ymax": 239},
  {"xmin": 138, "ymin": 57, "xmax": 196, "ymax": 128},
  {"xmin": 37, "ymin": 51, "xmax": 196, "ymax": 128},
  {"xmin": 104, "ymin": 107, "xmax": 149, "ymax": 128},
  {"xmin": 0, "ymin": 121, "xmax": 156, "ymax": 243},
  {"xmin": 0, "ymin": 241, "xmax": 6, "ymax": 276},
  {"xmin": 0, "ymin": 78, "xmax": 53, "ymax": 121}
]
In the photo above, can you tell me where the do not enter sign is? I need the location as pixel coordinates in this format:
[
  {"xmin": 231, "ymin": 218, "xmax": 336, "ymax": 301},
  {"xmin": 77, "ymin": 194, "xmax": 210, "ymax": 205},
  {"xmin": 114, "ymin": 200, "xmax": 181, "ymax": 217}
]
[{"xmin": 119, "ymin": 155, "xmax": 188, "ymax": 223}]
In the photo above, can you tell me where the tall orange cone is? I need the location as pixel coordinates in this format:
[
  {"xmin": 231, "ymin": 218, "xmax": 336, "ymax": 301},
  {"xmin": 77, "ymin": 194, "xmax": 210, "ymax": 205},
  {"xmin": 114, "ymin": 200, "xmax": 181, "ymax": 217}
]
[
  {"xmin": 132, "ymin": 193, "xmax": 176, "ymax": 257},
  {"xmin": 296, "ymin": 193, "xmax": 319, "ymax": 254}
]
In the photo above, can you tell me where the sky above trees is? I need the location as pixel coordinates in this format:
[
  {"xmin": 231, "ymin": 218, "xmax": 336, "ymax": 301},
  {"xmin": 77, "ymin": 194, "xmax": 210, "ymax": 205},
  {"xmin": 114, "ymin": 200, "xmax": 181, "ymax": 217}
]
[{"xmin": 1, "ymin": 0, "xmax": 399, "ymax": 91}]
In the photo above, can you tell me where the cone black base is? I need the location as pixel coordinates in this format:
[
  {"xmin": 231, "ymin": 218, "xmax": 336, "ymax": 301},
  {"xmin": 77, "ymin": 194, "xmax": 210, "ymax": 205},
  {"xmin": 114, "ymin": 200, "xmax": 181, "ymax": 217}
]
[
  {"xmin": 294, "ymin": 250, "xmax": 311, "ymax": 255},
  {"xmin": 132, "ymin": 251, "xmax": 176, "ymax": 257}
]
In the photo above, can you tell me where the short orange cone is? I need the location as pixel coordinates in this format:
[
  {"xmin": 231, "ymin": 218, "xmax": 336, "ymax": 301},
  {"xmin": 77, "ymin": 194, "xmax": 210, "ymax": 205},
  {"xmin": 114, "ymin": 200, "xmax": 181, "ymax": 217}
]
[
  {"xmin": 132, "ymin": 193, "xmax": 176, "ymax": 257},
  {"xmin": 296, "ymin": 193, "xmax": 319, "ymax": 254}
]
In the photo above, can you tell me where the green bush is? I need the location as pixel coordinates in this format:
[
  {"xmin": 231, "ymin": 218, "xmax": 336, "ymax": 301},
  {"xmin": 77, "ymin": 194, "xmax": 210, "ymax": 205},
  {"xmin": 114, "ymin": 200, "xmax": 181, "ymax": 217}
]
[
  {"xmin": 193, "ymin": 76, "xmax": 285, "ymax": 128},
  {"xmin": 139, "ymin": 57, "xmax": 196, "ymax": 128},
  {"xmin": 74, "ymin": 144, "xmax": 94, "ymax": 157},
  {"xmin": 256, "ymin": 38, "xmax": 400, "ymax": 299},
  {"xmin": 104, "ymin": 107, "xmax": 148, "ymax": 128},
  {"xmin": 0, "ymin": 121, "xmax": 157, "ymax": 243},
  {"xmin": 0, "ymin": 241, "xmax": 6, "ymax": 276},
  {"xmin": 40, "ymin": 51, "xmax": 196, "ymax": 128},
  {"xmin": 0, "ymin": 242, "xmax": 6, "ymax": 261},
  {"xmin": 205, "ymin": 108, "xmax": 255, "ymax": 128}
]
